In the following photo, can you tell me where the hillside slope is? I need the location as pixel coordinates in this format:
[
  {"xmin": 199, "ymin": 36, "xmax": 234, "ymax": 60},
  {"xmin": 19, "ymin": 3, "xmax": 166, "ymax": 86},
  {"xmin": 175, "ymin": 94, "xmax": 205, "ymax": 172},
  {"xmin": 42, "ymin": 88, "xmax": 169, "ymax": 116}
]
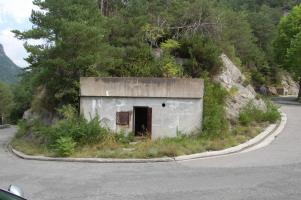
[
  {"xmin": 0, "ymin": 44, "xmax": 21, "ymax": 84},
  {"xmin": 215, "ymin": 54, "xmax": 267, "ymax": 119}
]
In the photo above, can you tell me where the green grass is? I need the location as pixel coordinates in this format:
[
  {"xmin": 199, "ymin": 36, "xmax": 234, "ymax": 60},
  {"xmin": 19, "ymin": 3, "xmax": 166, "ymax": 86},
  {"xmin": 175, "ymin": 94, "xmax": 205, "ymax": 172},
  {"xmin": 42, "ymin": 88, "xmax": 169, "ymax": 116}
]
[
  {"xmin": 11, "ymin": 137, "xmax": 53, "ymax": 156},
  {"xmin": 11, "ymin": 123, "xmax": 267, "ymax": 158},
  {"xmin": 239, "ymin": 100, "xmax": 281, "ymax": 126}
]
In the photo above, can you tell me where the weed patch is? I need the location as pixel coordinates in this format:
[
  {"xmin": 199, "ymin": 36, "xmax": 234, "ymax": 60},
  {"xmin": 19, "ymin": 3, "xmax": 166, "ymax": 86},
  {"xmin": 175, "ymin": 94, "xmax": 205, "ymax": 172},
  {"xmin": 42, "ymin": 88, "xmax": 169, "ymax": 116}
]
[{"xmin": 239, "ymin": 100, "xmax": 280, "ymax": 126}]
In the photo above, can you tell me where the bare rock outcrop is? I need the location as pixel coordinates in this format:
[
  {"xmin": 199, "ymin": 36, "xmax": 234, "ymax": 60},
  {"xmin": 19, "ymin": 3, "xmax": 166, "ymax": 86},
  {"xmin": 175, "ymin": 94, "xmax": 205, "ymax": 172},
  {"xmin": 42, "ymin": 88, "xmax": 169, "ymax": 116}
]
[
  {"xmin": 281, "ymin": 73, "xmax": 299, "ymax": 96},
  {"xmin": 215, "ymin": 54, "xmax": 266, "ymax": 120},
  {"xmin": 23, "ymin": 109, "xmax": 59, "ymax": 125}
]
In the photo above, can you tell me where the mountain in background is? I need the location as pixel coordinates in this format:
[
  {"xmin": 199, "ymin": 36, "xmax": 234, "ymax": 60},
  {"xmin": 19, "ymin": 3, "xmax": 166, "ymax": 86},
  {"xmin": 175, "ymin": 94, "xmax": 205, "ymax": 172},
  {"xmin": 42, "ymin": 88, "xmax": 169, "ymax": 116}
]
[{"xmin": 0, "ymin": 44, "xmax": 22, "ymax": 84}]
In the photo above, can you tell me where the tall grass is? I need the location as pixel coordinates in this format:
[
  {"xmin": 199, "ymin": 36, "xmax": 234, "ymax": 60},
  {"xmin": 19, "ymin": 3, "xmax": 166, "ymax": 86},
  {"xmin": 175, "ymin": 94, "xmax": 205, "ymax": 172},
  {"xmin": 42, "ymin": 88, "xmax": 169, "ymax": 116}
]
[
  {"xmin": 15, "ymin": 105, "xmax": 112, "ymax": 156},
  {"xmin": 239, "ymin": 100, "xmax": 280, "ymax": 126}
]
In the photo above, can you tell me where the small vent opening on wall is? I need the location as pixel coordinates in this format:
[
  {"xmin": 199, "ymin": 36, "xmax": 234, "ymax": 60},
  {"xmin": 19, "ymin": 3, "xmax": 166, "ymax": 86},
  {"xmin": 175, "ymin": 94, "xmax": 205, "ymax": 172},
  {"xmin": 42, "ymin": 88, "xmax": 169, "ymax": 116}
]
[
  {"xmin": 162, "ymin": 103, "xmax": 166, "ymax": 107},
  {"xmin": 116, "ymin": 112, "xmax": 129, "ymax": 125}
]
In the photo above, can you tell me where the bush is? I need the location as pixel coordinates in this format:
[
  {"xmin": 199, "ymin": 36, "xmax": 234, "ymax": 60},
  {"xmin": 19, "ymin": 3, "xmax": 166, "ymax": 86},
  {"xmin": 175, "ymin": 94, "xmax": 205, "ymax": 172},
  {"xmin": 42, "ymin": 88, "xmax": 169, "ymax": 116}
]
[
  {"xmin": 239, "ymin": 100, "xmax": 280, "ymax": 125},
  {"xmin": 251, "ymin": 69, "xmax": 266, "ymax": 85},
  {"xmin": 239, "ymin": 104, "xmax": 263, "ymax": 125},
  {"xmin": 16, "ymin": 120, "xmax": 31, "ymax": 138},
  {"xmin": 16, "ymin": 105, "xmax": 111, "ymax": 156},
  {"xmin": 37, "ymin": 105, "xmax": 110, "ymax": 145},
  {"xmin": 262, "ymin": 100, "xmax": 281, "ymax": 123},
  {"xmin": 83, "ymin": 116, "xmax": 109, "ymax": 143},
  {"xmin": 54, "ymin": 136, "xmax": 76, "ymax": 157},
  {"xmin": 177, "ymin": 36, "xmax": 222, "ymax": 77},
  {"xmin": 202, "ymin": 77, "xmax": 229, "ymax": 137}
]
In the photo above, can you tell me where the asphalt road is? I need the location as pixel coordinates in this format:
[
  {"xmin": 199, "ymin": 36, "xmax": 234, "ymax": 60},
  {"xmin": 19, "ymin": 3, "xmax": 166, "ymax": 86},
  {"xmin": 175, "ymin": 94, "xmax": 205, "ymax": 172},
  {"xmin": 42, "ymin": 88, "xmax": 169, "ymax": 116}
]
[{"xmin": 1, "ymin": 102, "xmax": 301, "ymax": 200}]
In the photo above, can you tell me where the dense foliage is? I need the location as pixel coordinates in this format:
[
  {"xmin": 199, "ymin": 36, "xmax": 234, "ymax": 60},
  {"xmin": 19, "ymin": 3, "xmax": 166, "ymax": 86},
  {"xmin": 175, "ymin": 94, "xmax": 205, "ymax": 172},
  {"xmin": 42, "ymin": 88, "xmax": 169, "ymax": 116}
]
[
  {"xmin": 16, "ymin": 105, "xmax": 111, "ymax": 156},
  {"xmin": 9, "ymin": 73, "xmax": 34, "ymax": 123},
  {"xmin": 202, "ymin": 77, "xmax": 229, "ymax": 137},
  {"xmin": 13, "ymin": 0, "xmax": 110, "ymax": 111},
  {"xmin": 0, "ymin": 82, "xmax": 14, "ymax": 124},
  {"xmin": 7, "ymin": 0, "xmax": 288, "ymax": 158},
  {"xmin": 13, "ymin": 0, "xmax": 300, "ymax": 114},
  {"xmin": 274, "ymin": 4, "xmax": 301, "ymax": 98}
]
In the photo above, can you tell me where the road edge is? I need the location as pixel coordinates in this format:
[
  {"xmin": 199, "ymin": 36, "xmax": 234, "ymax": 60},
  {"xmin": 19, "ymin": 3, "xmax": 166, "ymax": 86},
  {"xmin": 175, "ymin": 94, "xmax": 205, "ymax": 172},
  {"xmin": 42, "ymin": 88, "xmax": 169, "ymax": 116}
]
[
  {"xmin": 175, "ymin": 110, "xmax": 287, "ymax": 161},
  {"xmin": 0, "ymin": 124, "xmax": 10, "ymax": 129},
  {"xmin": 10, "ymin": 110, "xmax": 287, "ymax": 163}
]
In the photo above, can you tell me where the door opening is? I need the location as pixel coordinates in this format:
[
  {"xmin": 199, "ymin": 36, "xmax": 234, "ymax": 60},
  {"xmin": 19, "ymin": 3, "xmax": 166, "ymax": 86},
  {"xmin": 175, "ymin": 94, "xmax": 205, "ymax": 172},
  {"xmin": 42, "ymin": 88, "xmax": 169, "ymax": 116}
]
[{"xmin": 134, "ymin": 107, "xmax": 152, "ymax": 137}]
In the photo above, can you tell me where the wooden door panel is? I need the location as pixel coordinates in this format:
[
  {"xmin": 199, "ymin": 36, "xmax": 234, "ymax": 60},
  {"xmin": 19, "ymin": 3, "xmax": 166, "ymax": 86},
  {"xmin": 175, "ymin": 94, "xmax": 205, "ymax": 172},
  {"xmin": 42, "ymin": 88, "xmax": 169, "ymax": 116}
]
[{"xmin": 147, "ymin": 107, "xmax": 152, "ymax": 136}]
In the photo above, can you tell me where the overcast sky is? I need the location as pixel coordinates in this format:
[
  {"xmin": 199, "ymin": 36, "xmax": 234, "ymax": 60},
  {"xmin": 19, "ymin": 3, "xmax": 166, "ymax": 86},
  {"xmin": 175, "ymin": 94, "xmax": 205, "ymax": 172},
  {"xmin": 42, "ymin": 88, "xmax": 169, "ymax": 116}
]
[{"xmin": 0, "ymin": 0, "xmax": 37, "ymax": 68}]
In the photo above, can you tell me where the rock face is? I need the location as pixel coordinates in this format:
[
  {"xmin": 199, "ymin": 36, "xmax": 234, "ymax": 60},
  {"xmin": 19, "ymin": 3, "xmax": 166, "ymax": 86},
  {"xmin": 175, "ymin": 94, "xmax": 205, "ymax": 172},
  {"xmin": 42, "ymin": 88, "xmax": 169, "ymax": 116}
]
[
  {"xmin": 281, "ymin": 74, "xmax": 299, "ymax": 96},
  {"xmin": 23, "ymin": 109, "xmax": 59, "ymax": 125},
  {"xmin": 215, "ymin": 54, "xmax": 266, "ymax": 120}
]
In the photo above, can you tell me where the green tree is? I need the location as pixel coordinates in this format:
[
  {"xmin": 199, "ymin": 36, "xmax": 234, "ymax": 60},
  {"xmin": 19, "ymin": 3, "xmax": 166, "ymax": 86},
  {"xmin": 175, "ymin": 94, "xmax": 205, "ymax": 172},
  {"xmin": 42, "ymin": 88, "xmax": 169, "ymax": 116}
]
[
  {"xmin": 0, "ymin": 82, "xmax": 13, "ymax": 124},
  {"xmin": 9, "ymin": 72, "xmax": 34, "ymax": 123},
  {"xmin": 247, "ymin": 5, "xmax": 281, "ymax": 53},
  {"xmin": 274, "ymin": 4, "xmax": 301, "ymax": 98},
  {"xmin": 219, "ymin": 0, "xmax": 300, "ymax": 11},
  {"xmin": 13, "ymin": 0, "xmax": 298, "ymax": 114},
  {"xmin": 160, "ymin": 39, "xmax": 182, "ymax": 77},
  {"xmin": 13, "ymin": 0, "xmax": 109, "ymax": 111},
  {"xmin": 177, "ymin": 36, "xmax": 221, "ymax": 77},
  {"xmin": 219, "ymin": 9, "xmax": 266, "ymax": 68}
]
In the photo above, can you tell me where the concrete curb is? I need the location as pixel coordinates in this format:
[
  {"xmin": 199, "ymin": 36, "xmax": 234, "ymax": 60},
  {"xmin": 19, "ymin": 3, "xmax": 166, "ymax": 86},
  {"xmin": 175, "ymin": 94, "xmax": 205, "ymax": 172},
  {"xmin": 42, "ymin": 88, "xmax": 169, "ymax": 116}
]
[
  {"xmin": 10, "ymin": 148, "xmax": 174, "ymax": 163},
  {"xmin": 10, "ymin": 110, "xmax": 287, "ymax": 163},
  {"xmin": 174, "ymin": 110, "xmax": 287, "ymax": 161}
]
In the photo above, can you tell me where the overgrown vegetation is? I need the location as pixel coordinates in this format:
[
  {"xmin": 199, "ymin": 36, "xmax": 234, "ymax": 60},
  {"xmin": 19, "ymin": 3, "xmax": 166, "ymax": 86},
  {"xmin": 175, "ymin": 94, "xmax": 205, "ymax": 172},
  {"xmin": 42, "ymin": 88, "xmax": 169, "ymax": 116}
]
[
  {"xmin": 14, "ymin": 105, "xmax": 111, "ymax": 156},
  {"xmin": 274, "ymin": 4, "xmax": 301, "ymax": 98},
  {"xmin": 7, "ymin": 0, "xmax": 287, "ymax": 158},
  {"xmin": 202, "ymin": 77, "xmax": 229, "ymax": 137},
  {"xmin": 12, "ymin": 90, "xmax": 281, "ymax": 158},
  {"xmin": 10, "ymin": 0, "xmax": 300, "ymax": 113},
  {"xmin": 239, "ymin": 100, "xmax": 281, "ymax": 126},
  {"xmin": 0, "ymin": 82, "xmax": 13, "ymax": 124},
  {"xmin": 12, "ymin": 118, "xmax": 267, "ymax": 158},
  {"xmin": 9, "ymin": 73, "xmax": 34, "ymax": 123}
]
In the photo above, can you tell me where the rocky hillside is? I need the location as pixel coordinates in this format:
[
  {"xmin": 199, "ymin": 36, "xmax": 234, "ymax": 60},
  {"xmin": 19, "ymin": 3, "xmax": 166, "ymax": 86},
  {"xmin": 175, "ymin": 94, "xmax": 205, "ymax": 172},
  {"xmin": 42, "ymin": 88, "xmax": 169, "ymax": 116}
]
[
  {"xmin": 281, "ymin": 73, "xmax": 299, "ymax": 96},
  {"xmin": 215, "ymin": 54, "xmax": 267, "ymax": 120},
  {"xmin": 0, "ymin": 44, "xmax": 21, "ymax": 84}
]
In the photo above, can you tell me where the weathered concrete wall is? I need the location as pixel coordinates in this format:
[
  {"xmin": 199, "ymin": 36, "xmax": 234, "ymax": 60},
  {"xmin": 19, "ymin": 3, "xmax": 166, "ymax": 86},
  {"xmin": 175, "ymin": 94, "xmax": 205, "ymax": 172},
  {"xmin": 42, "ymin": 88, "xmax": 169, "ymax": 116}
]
[
  {"xmin": 80, "ymin": 77, "xmax": 204, "ymax": 98},
  {"xmin": 80, "ymin": 97, "xmax": 203, "ymax": 139}
]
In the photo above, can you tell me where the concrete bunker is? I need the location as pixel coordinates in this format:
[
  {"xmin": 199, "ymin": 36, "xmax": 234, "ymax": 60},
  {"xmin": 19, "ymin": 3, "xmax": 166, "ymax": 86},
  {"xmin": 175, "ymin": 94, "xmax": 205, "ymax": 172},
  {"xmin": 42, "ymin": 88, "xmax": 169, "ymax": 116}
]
[{"xmin": 80, "ymin": 77, "xmax": 204, "ymax": 139}]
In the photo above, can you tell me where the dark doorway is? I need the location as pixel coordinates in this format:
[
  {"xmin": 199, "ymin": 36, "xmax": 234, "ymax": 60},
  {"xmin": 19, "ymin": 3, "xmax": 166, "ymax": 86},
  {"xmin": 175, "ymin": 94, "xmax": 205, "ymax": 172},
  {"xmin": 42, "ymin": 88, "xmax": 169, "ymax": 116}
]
[{"xmin": 134, "ymin": 107, "xmax": 152, "ymax": 137}]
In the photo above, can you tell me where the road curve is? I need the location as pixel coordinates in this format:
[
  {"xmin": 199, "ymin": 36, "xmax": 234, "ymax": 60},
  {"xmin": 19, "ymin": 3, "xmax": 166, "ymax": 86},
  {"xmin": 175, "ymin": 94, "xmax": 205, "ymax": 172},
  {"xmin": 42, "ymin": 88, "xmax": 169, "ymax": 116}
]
[{"xmin": 1, "ymin": 102, "xmax": 301, "ymax": 200}]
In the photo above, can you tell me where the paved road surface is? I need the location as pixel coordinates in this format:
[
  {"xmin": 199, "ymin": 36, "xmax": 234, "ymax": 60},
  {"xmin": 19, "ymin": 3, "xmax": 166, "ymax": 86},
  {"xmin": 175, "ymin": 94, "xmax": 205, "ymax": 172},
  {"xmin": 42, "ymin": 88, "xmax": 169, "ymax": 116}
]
[{"xmin": 1, "ymin": 102, "xmax": 301, "ymax": 200}]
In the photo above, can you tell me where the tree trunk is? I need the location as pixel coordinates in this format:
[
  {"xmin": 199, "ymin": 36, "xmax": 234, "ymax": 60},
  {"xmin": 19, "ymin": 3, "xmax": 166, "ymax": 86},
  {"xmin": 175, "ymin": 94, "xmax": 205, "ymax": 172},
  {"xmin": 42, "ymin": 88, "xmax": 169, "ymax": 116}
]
[
  {"xmin": 100, "ymin": 0, "xmax": 104, "ymax": 15},
  {"xmin": 98, "ymin": 0, "xmax": 111, "ymax": 16}
]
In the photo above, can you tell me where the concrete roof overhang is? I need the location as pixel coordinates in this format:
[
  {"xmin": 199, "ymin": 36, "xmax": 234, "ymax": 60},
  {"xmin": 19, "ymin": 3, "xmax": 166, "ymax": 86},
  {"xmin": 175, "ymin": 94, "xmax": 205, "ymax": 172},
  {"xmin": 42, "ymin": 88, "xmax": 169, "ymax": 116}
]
[{"xmin": 80, "ymin": 77, "xmax": 204, "ymax": 99}]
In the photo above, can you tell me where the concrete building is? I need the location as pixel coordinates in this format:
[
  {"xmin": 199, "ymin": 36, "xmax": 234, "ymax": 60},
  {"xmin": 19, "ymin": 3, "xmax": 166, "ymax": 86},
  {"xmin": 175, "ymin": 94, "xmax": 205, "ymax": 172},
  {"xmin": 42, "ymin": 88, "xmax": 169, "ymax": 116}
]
[{"xmin": 80, "ymin": 77, "xmax": 204, "ymax": 139}]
